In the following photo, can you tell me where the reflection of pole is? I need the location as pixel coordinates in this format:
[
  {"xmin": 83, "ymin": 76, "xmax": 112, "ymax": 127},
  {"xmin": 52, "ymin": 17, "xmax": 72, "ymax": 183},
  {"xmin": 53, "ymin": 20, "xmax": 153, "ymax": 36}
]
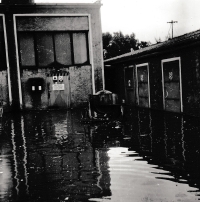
[
  {"xmin": 95, "ymin": 150, "xmax": 102, "ymax": 191},
  {"xmin": 21, "ymin": 115, "xmax": 29, "ymax": 194},
  {"xmin": 167, "ymin": 20, "xmax": 178, "ymax": 38},
  {"xmin": 149, "ymin": 111, "xmax": 153, "ymax": 152},
  {"xmin": 181, "ymin": 117, "xmax": 186, "ymax": 161},
  {"xmin": 11, "ymin": 116, "xmax": 29, "ymax": 196},
  {"xmin": 163, "ymin": 115, "xmax": 168, "ymax": 158},
  {"xmin": 11, "ymin": 120, "xmax": 19, "ymax": 195}
]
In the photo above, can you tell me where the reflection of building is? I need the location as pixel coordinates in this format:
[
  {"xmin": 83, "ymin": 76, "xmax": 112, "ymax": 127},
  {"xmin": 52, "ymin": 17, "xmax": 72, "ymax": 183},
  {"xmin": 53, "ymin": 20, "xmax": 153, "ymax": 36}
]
[
  {"xmin": 22, "ymin": 111, "xmax": 111, "ymax": 201},
  {"xmin": 0, "ymin": 120, "xmax": 13, "ymax": 202},
  {"xmin": 124, "ymin": 108, "xmax": 200, "ymax": 189},
  {"xmin": 0, "ymin": 0, "xmax": 104, "ymax": 111}
]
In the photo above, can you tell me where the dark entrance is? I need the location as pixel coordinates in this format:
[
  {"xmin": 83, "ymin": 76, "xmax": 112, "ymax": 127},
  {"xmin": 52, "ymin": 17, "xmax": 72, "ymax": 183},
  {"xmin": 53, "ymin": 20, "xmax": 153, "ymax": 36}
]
[{"xmin": 124, "ymin": 65, "xmax": 135, "ymax": 104}]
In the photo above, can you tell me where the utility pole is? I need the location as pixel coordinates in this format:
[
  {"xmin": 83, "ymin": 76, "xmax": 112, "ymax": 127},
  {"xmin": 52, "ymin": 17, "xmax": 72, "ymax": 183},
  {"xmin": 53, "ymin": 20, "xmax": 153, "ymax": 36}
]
[{"xmin": 167, "ymin": 20, "xmax": 178, "ymax": 38}]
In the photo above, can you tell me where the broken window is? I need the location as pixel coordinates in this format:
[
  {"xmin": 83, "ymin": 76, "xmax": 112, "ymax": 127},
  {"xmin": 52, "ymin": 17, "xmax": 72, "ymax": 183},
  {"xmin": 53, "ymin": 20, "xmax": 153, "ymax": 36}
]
[
  {"xmin": 36, "ymin": 33, "xmax": 54, "ymax": 67},
  {"xmin": 54, "ymin": 33, "xmax": 72, "ymax": 66},
  {"xmin": 18, "ymin": 32, "xmax": 35, "ymax": 66},
  {"xmin": 73, "ymin": 33, "xmax": 88, "ymax": 64}
]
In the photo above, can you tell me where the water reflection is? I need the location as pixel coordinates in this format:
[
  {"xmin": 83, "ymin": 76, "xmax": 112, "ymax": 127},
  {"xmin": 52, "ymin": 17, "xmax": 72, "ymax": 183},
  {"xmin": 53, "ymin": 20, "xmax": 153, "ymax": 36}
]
[
  {"xmin": 0, "ymin": 108, "xmax": 200, "ymax": 201},
  {"xmin": 0, "ymin": 111, "xmax": 112, "ymax": 202},
  {"xmin": 11, "ymin": 117, "xmax": 29, "ymax": 199},
  {"xmin": 125, "ymin": 108, "xmax": 200, "ymax": 200}
]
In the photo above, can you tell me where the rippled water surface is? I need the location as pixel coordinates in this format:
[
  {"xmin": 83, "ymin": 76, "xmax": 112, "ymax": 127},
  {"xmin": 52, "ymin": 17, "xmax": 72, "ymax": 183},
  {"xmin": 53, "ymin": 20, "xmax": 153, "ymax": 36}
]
[{"xmin": 0, "ymin": 108, "xmax": 200, "ymax": 202}]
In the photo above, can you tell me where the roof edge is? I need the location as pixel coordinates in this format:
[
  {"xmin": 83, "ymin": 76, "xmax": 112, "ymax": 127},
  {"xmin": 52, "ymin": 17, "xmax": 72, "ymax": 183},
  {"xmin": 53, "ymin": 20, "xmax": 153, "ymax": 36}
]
[
  {"xmin": 104, "ymin": 28, "xmax": 200, "ymax": 64},
  {"xmin": 0, "ymin": 2, "xmax": 102, "ymax": 7}
]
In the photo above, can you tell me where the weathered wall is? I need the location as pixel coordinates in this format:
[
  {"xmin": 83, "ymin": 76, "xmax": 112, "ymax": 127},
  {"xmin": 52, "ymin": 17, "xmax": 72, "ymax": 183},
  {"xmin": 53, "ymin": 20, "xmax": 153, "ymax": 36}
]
[
  {"xmin": 181, "ymin": 47, "xmax": 200, "ymax": 116},
  {"xmin": 21, "ymin": 66, "xmax": 92, "ymax": 109},
  {"xmin": 17, "ymin": 16, "xmax": 89, "ymax": 31},
  {"xmin": 0, "ymin": 71, "xmax": 9, "ymax": 111},
  {"xmin": 69, "ymin": 66, "xmax": 92, "ymax": 108},
  {"xmin": 0, "ymin": 17, "xmax": 10, "ymax": 111}
]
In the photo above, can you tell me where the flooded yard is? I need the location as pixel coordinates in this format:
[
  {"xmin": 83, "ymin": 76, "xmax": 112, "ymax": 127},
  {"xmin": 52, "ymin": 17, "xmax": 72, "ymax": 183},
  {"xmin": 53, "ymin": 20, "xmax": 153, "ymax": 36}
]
[{"xmin": 0, "ymin": 108, "xmax": 200, "ymax": 202}]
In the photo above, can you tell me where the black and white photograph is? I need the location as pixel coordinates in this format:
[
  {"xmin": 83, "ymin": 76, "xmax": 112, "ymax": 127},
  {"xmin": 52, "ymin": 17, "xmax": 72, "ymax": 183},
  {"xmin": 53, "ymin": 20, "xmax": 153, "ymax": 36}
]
[{"xmin": 0, "ymin": 0, "xmax": 200, "ymax": 201}]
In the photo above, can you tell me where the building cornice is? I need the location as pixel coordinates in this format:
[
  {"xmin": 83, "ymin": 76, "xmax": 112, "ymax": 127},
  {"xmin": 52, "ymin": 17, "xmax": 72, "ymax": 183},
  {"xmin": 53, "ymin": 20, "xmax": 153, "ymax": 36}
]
[
  {"xmin": 0, "ymin": 3, "xmax": 102, "ymax": 8},
  {"xmin": 104, "ymin": 29, "xmax": 200, "ymax": 65}
]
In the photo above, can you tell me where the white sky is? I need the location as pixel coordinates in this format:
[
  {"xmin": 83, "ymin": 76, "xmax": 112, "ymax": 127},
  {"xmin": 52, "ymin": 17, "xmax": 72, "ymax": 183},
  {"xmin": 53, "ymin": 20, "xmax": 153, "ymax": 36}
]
[
  {"xmin": 101, "ymin": 0, "xmax": 200, "ymax": 43},
  {"xmin": 34, "ymin": 0, "xmax": 200, "ymax": 43}
]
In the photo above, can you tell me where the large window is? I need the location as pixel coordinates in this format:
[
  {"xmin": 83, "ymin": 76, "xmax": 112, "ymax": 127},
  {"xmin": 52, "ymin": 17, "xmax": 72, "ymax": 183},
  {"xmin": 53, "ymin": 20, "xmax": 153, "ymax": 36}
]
[{"xmin": 18, "ymin": 31, "xmax": 89, "ymax": 68}]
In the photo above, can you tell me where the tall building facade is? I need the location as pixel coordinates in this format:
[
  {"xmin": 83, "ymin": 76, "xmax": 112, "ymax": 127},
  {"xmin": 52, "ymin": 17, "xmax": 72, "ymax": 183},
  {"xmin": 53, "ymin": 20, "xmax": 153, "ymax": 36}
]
[{"xmin": 0, "ymin": 0, "xmax": 104, "ymax": 111}]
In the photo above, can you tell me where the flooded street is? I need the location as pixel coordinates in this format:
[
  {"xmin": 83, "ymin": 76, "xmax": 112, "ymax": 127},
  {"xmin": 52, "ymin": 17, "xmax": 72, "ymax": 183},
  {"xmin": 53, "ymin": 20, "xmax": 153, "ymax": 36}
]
[{"xmin": 0, "ymin": 108, "xmax": 200, "ymax": 202}]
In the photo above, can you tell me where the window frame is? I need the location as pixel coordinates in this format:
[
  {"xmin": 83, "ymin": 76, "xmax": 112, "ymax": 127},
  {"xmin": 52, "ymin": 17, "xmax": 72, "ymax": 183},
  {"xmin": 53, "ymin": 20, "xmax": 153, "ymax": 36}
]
[
  {"xmin": 135, "ymin": 63, "xmax": 151, "ymax": 108},
  {"xmin": 161, "ymin": 57, "xmax": 183, "ymax": 112},
  {"xmin": 18, "ymin": 30, "xmax": 90, "ymax": 68}
]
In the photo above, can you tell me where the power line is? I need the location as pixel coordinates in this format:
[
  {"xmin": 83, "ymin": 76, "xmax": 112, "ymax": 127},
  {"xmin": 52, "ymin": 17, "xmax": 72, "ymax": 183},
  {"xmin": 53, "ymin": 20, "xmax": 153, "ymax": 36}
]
[{"xmin": 167, "ymin": 20, "xmax": 178, "ymax": 38}]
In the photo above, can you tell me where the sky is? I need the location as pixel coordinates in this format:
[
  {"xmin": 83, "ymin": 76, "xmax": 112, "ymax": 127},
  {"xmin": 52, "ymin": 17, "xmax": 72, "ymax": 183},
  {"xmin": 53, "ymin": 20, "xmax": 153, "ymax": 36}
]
[
  {"xmin": 34, "ymin": 0, "xmax": 200, "ymax": 43},
  {"xmin": 100, "ymin": 0, "xmax": 200, "ymax": 43}
]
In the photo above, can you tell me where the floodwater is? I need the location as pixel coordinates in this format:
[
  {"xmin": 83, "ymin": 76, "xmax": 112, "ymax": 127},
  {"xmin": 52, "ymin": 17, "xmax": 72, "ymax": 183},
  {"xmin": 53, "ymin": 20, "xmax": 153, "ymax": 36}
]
[{"xmin": 0, "ymin": 108, "xmax": 200, "ymax": 202}]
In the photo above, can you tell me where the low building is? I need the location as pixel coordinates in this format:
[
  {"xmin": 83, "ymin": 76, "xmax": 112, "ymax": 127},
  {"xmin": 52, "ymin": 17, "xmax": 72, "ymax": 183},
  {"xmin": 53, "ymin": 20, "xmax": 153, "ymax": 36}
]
[
  {"xmin": 104, "ymin": 29, "xmax": 200, "ymax": 117},
  {"xmin": 0, "ymin": 0, "xmax": 104, "ymax": 111}
]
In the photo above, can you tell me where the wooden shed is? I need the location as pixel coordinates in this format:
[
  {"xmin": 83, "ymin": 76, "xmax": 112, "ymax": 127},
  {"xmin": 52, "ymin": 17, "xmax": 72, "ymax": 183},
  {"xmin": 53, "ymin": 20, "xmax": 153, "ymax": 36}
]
[{"xmin": 104, "ymin": 29, "xmax": 200, "ymax": 117}]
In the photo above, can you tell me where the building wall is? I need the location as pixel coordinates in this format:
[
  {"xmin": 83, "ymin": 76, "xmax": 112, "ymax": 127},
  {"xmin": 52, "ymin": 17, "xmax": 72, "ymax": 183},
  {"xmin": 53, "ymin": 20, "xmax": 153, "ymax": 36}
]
[
  {"xmin": 0, "ymin": 3, "xmax": 104, "ymax": 110},
  {"xmin": 0, "ymin": 15, "xmax": 11, "ymax": 111},
  {"xmin": 105, "ymin": 44, "xmax": 200, "ymax": 117},
  {"xmin": 181, "ymin": 46, "xmax": 200, "ymax": 116}
]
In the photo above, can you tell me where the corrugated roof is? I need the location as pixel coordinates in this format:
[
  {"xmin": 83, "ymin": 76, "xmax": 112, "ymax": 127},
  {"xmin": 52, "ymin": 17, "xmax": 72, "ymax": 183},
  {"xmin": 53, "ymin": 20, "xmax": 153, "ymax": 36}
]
[{"xmin": 104, "ymin": 29, "xmax": 200, "ymax": 64}]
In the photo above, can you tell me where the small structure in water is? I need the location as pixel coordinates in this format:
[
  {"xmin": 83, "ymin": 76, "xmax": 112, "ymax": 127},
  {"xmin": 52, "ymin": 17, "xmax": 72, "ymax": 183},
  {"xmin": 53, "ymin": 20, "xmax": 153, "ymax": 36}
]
[{"xmin": 81, "ymin": 90, "xmax": 124, "ymax": 122}]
